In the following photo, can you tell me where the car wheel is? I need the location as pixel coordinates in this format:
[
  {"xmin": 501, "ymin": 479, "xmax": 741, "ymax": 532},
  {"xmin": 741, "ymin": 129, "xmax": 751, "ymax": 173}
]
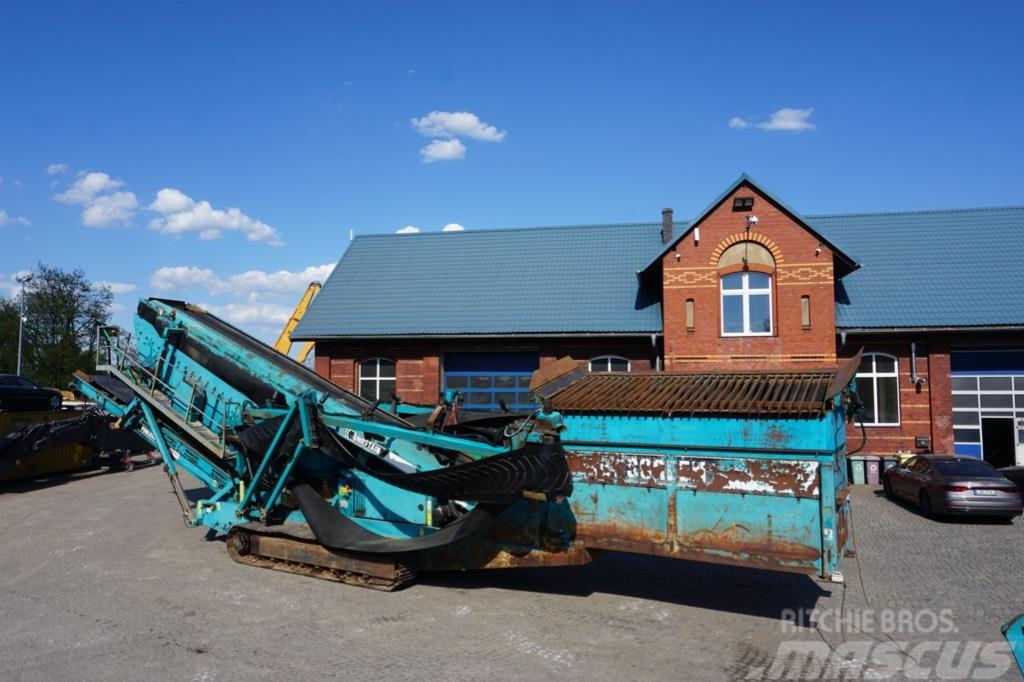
[
  {"xmin": 49, "ymin": 394, "xmax": 61, "ymax": 411},
  {"xmin": 919, "ymin": 490, "xmax": 934, "ymax": 518},
  {"xmin": 882, "ymin": 476, "xmax": 894, "ymax": 499}
]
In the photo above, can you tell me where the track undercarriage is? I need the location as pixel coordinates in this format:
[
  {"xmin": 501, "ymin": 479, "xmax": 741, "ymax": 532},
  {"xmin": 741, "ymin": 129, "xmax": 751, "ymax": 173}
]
[{"xmin": 226, "ymin": 524, "xmax": 419, "ymax": 591}]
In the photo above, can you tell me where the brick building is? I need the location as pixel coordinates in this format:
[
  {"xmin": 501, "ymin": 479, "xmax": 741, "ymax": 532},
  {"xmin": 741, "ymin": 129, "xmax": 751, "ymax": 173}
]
[{"xmin": 293, "ymin": 175, "xmax": 1024, "ymax": 467}]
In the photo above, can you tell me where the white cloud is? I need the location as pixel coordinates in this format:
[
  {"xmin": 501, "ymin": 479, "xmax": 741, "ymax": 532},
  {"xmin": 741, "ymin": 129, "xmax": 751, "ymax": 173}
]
[
  {"xmin": 0, "ymin": 210, "xmax": 31, "ymax": 227},
  {"xmin": 442, "ymin": 223, "xmax": 465, "ymax": 232},
  {"xmin": 0, "ymin": 271, "xmax": 33, "ymax": 296},
  {"xmin": 411, "ymin": 111, "xmax": 506, "ymax": 142},
  {"xmin": 148, "ymin": 188, "xmax": 283, "ymax": 246},
  {"xmin": 82, "ymin": 191, "xmax": 139, "ymax": 227},
  {"xmin": 95, "ymin": 280, "xmax": 139, "ymax": 295},
  {"xmin": 201, "ymin": 302, "xmax": 293, "ymax": 327},
  {"xmin": 149, "ymin": 187, "xmax": 193, "ymax": 214},
  {"xmin": 150, "ymin": 266, "xmax": 221, "ymax": 292},
  {"xmin": 150, "ymin": 264, "xmax": 335, "ymax": 297},
  {"xmin": 729, "ymin": 107, "xmax": 816, "ymax": 133},
  {"xmin": 759, "ymin": 107, "xmax": 816, "ymax": 131},
  {"xmin": 47, "ymin": 163, "xmax": 69, "ymax": 175},
  {"xmin": 150, "ymin": 264, "xmax": 334, "ymax": 335},
  {"xmin": 420, "ymin": 138, "xmax": 466, "ymax": 163},
  {"xmin": 53, "ymin": 171, "xmax": 137, "ymax": 226},
  {"xmin": 53, "ymin": 172, "xmax": 123, "ymax": 204},
  {"xmin": 396, "ymin": 225, "xmax": 421, "ymax": 234},
  {"xmin": 13, "ymin": 180, "xmax": 22, "ymax": 188}
]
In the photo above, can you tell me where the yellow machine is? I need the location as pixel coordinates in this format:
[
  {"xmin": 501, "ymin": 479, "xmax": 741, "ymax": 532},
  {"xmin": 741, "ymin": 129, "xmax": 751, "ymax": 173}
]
[
  {"xmin": 0, "ymin": 410, "xmax": 94, "ymax": 482},
  {"xmin": 273, "ymin": 281, "xmax": 321, "ymax": 362}
]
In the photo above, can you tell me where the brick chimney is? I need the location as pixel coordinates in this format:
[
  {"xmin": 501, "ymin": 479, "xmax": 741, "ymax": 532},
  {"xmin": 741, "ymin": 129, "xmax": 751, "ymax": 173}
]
[{"xmin": 661, "ymin": 208, "xmax": 673, "ymax": 244}]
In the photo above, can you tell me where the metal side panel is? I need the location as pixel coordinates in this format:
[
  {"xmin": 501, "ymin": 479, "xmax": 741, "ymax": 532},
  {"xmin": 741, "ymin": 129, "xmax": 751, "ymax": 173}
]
[{"xmin": 567, "ymin": 450, "xmax": 829, "ymax": 576}]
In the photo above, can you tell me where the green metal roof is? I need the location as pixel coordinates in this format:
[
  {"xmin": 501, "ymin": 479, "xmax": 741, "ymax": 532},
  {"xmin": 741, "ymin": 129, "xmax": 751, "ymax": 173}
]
[
  {"xmin": 808, "ymin": 206, "xmax": 1024, "ymax": 329},
  {"xmin": 292, "ymin": 222, "xmax": 678, "ymax": 338},
  {"xmin": 293, "ymin": 189, "xmax": 1024, "ymax": 338}
]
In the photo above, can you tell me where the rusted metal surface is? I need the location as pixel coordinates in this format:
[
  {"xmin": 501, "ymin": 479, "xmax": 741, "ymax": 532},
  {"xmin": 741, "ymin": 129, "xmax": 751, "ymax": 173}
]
[
  {"xmin": 567, "ymin": 451, "xmax": 667, "ymax": 488},
  {"xmin": 226, "ymin": 525, "xmax": 416, "ymax": 591},
  {"xmin": 547, "ymin": 367, "xmax": 846, "ymax": 417},
  {"xmin": 572, "ymin": 522, "xmax": 821, "ymax": 576},
  {"xmin": 419, "ymin": 542, "xmax": 592, "ymax": 571},
  {"xmin": 676, "ymin": 458, "xmax": 819, "ymax": 498},
  {"xmin": 529, "ymin": 355, "xmax": 585, "ymax": 397},
  {"xmin": 826, "ymin": 350, "xmax": 863, "ymax": 404},
  {"xmin": 566, "ymin": 451, "xmax": 819, "ymax": 498}
]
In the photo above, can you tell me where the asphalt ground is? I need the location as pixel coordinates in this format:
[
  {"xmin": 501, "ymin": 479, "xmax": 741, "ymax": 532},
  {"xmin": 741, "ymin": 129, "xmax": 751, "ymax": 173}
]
[{"xmin": 2, "ymin": 463, "xmax": 1022, "ymax": 681}]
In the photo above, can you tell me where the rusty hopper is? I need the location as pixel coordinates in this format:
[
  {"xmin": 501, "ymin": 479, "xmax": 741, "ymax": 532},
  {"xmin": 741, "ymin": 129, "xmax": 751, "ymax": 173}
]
[{"xmin": 530, "ymin": 354, "xmax": 859, "ymax": 580}]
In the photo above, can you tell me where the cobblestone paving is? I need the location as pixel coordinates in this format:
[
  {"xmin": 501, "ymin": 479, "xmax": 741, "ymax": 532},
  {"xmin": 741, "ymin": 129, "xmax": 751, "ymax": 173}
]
[{"xmin": 1, "ymin": 468, "xmax": 1020, "ymax": 680}]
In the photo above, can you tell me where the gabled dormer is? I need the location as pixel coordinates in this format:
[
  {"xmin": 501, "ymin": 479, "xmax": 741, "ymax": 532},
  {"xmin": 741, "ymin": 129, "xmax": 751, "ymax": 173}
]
[{"xmin": 641, "ymin": 174, "xmax": 859, "ymax": 371}]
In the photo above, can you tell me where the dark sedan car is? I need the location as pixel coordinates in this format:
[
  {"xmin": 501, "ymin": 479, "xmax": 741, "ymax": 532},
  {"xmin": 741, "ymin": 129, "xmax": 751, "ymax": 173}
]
[
  {"xmin": 883, "ymin": 455, "xmax": 1023, "ymax": 519},
  {"xmin": 0, "ymin": 374, "xmax": 63, "ymax": 412}
]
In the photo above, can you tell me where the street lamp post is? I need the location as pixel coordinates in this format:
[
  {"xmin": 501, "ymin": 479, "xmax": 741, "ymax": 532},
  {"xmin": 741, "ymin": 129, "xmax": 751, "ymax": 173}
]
[{"xmin": 15, "ymin": 273, "xmax": 33, "ymax": 376}]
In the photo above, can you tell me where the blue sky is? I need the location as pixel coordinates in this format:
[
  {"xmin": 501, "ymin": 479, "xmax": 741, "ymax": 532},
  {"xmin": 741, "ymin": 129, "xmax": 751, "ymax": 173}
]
[{"xmin": 2, "ymin": 2, "xmax": 1022, "ymax": 337}]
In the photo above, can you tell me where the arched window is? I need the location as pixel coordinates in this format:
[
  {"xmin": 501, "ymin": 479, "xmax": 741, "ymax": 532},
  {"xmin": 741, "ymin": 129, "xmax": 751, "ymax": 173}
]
[
  {"xmin": 720, "ymin": 271, "xmax": 772, "ymax": 336},
  {"xmin": 589, "ymin": 355, "xmax": 630, "ymax": 372},
  {"xmin": 717, "ymin": 241, "xmax": 775, "ymax": 337},
  {"xmin": 855, "ymin": 353, "xmax": 900, "ymax": 426},
  {"xmin": 358, "ymin": 358, "xmax": 396, "ymax": 401}
]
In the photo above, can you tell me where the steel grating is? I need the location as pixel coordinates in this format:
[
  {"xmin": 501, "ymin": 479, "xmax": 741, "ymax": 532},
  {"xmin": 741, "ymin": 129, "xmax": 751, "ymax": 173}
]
[{"xmin": 547, "ymin": 368, "xmax": 845, "ymax": 418}]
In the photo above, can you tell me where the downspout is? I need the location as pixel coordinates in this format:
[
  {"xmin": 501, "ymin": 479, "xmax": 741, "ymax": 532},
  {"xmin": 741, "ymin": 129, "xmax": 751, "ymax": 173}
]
[
  {"xmin": 651, "ymin": 333, "xmax": 661, "ymax": 372},
  {"xmin": 910, "ymin": 342, "xmax": 926, "ymax": 385}
]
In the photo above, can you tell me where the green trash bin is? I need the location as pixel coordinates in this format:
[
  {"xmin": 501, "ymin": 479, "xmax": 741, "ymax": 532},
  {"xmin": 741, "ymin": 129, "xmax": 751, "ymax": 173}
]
[{"xmin": 850, "ymin": 456, "xmax": 866, "ymax": 485}]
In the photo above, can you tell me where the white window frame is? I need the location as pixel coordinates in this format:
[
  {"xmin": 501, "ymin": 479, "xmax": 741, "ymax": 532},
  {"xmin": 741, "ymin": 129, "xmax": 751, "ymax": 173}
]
[
  {"xmin": 720, "ymin": 271, "xmax": 773, "ymax": 337},
  {"xmin": 857, "ymin": 353, "xmax": 901, "ymax": 427},
  {"xmin": 358, "ymin": 358, "xmax": 396, "ymax": 401},
  {"xmin": 588, "ymin": 355, "xmax": 631, "ymax": 372}
]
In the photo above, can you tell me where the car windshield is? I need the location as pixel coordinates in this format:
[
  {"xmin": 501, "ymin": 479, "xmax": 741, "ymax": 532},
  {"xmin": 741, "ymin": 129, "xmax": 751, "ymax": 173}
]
[{"xmin": 932, "ymin": 459, "xmax": 999, "ymax": 477}]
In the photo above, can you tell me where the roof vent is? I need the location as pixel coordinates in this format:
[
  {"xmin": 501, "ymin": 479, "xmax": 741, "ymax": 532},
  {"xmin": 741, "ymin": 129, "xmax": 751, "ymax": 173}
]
[{"xmin": 732, "ymin": 197, "xmax": 754, "ymax": 212}]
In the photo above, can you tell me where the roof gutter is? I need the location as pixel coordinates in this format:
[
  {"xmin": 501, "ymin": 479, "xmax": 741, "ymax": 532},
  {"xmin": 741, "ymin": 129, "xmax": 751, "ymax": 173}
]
[
  {"xmin": 838, "ymin": 325, "xmax": 1024, "ymax": 334},
  {"xmin": 293, "ymin": 332, "xmax": 665, "ymax": 341}
]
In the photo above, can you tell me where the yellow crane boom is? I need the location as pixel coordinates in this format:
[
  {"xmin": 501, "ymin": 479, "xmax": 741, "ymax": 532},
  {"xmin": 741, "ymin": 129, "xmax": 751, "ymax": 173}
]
[{"xmin": 274, "ymin": 281, "xmax": 321, "ymax": 362}]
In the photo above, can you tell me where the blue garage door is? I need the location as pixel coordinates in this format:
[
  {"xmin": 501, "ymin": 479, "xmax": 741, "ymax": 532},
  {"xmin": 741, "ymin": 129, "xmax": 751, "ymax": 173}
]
[
  {"xmin": 443, "ymin": 352, "xmax": 538, "ymax": 411},
  {"xmin": 951, "ymin": 349, "xmax": 1024, "ymax": 463}
]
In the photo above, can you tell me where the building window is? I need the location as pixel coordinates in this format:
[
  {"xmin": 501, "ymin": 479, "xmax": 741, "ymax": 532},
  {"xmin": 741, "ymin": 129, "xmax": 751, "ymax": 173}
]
[
  {"xmin": 686, "ymin": 299, "xmax": 695, "ymax": 330},
  {"xmin": 732, "ymin": 196, "xmax": 754, "ymax": 211},
  {"xmin": 589, "ymin": 355, "xmax": 630, "ymax": 372},
  {"xmin": 358, "ymin": 358, "xmax": 396, "ymax": 401},
  {"xmin": 801, "ymin": 295, "xmax": 811, "ymax": 329},
  {"xmin": 720, "ymin": 272, "xmax": 772, "ymax": 336},
  {"xmin": 855, "ymin": 353, "xmax": 900, "ymax": 426}
]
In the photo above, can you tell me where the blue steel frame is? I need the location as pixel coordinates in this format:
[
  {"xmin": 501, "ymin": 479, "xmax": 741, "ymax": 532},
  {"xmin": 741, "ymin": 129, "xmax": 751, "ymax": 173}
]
[{"xmin": 71, "ymin": 298, "xmax": 857, "ymax": 581}]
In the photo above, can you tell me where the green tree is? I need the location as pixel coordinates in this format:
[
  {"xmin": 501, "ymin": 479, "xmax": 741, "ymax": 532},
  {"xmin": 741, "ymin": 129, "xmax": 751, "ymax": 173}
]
[
  {"xmin": 19, "ymin": 264, "xmax": 113, "ymax": 388},
  {"xmin": 0, "ymin": 296, "xmax": 19, "ymax": 373}
]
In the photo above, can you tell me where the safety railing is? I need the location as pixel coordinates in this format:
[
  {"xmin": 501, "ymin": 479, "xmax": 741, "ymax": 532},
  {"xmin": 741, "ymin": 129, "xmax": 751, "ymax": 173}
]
[{"xmin": 94, "ymin": 326, "xmax": 239, "ymax": 452}]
